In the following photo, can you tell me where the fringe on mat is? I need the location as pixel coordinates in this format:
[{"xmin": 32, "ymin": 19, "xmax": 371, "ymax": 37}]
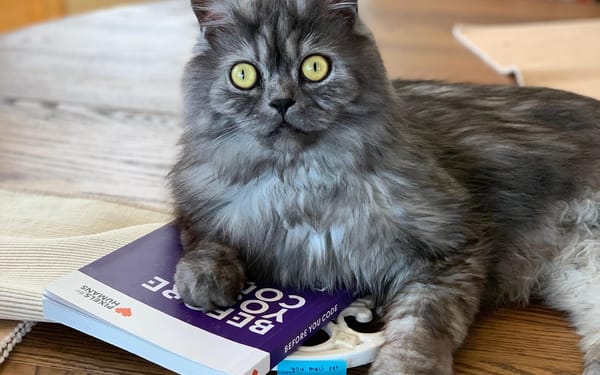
[{"xmin": 0, "ymin": 321, "xmax": 35, "ymax": 364}]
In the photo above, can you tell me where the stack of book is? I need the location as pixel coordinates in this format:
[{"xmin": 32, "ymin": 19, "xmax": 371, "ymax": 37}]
[{"xmin": 43, "ymin": 224, "xmax": 354, "ymax": 375}]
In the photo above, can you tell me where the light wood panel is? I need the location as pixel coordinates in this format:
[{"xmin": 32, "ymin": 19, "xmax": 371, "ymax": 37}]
[{"xmin": 363, "ymin": 0, "xmax": 600, "ymax": 84}]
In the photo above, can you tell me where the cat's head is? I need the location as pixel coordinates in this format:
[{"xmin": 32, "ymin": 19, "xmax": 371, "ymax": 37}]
[{"xmin": 184, "ymin": 0, "xmax": 392, "ymax": 157}]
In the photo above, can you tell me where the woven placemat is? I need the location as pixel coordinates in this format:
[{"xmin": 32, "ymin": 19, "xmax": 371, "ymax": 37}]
[
  {"xmin": 0, "ymin": 188, "xmax": 171, "ymax": 364},
  {"xmin": 0, "ymin": 321, "xmax": 34, "ymax": 365}
]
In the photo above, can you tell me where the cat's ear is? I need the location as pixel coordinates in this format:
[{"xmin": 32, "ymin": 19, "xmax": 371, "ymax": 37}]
[
  {"xmin": 190, "ymin": 0, "xmax": 230, "ymax": 29},
  {"xmin": 326, "ymin": 0, "xmax": 358, "ymax": 21}
]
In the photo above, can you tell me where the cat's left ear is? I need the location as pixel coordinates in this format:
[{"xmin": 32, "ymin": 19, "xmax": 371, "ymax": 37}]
[{"xmin": 326, "ymin": 0, "xmax": 358, "ymax": 21}]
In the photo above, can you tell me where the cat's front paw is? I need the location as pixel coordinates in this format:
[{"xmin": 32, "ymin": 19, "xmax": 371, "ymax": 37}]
[{"xmin": 174, "ymin": 242, "xmax": 245, "ymax": 311}]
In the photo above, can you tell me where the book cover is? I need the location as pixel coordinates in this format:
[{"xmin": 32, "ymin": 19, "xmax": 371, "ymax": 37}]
[{"xmin": 43, "ymin": 224, "xmax": 353, "ymax": 375}]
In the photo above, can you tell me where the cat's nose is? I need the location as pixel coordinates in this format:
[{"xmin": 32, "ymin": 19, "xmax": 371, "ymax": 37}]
[{"xmin": 269, "ymin": 98, "xmax": 296, "ymax": 117}]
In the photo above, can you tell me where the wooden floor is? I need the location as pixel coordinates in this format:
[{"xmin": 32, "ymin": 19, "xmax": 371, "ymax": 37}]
[{"xmin": 1, "ymin": 0, "xmax": 600, "ymax": 374}]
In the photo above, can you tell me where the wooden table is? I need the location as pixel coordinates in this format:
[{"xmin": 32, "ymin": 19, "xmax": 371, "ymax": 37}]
[{"xmin": 1, "ymin": 0, "xmax": 600, "ymax": 374}]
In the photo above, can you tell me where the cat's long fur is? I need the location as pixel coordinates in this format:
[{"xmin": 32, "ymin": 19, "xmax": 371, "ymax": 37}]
[{"xmin": 169, "ymin": 1, "xmax": 600, "ymax": 373}]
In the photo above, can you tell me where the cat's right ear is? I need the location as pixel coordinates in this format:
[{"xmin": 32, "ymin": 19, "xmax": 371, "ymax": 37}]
[{"xmin": 190, "ymin": 0, "xmax": 230, "ymax": 31}]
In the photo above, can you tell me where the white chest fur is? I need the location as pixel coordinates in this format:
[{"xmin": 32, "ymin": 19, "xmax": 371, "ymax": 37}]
[{"xmin": 209, "ymin": 166, "xmax": 402, "ymax": 266}]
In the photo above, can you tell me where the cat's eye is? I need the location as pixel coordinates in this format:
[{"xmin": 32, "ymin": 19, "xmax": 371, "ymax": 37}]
[
  {"xmin": 230, "ymin": 62, "xmax": 258, "ymax": 90},
  {"xmin": 301, "ymin": 55, "xmax": 330, "ymax": 83}
]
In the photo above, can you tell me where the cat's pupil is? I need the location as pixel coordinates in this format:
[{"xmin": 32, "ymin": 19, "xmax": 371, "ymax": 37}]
[{"xmin": 239, "ymin": 70, "xmax": 246, "ymax": 80}]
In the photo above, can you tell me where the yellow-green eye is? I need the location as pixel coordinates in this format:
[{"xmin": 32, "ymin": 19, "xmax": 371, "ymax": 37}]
[
  {"xmin": 230, "ymin": 62, "xmax": 258, "ymax": 90},
  {"xmin": 301, "ymin": 55, "xmax": 330, "ymax": 82}
]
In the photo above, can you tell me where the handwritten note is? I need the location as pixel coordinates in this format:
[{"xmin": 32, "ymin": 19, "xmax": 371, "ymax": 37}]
[{"xmin": 277, "ymin": 360, "xmax": 347, "ymax": 375}]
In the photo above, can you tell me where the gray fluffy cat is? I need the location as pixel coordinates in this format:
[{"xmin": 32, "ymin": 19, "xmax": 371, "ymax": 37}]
[{"xmin": 169, "ymin": 0, "xmax": 600, "ymax": 373}]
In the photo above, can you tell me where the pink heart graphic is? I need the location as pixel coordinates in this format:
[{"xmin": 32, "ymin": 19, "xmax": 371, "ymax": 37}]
[{"xmin": 115, "ymin": 307, "xmax": 132, "ymax": 317}]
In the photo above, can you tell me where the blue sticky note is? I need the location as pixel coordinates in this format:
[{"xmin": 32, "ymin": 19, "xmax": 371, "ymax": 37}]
[{"xmin": 277, "ymin": 360, "xmax": 347, "ymax": 375}]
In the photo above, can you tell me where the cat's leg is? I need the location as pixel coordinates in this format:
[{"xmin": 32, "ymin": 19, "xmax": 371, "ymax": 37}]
[
  {"xmin": 541, "ymin": 196, "xmax": 600, "ymax": 375},
  {"xmin": 370, "ymin": 257, "xmax": 485, "ymax": 375},
  {"xmin": 543, "ymin": 247, "xmax": 600, "ymax": 375},
  {"xmin": 174, "ymin": 228, "xmax": 245, "ymax": 310}
]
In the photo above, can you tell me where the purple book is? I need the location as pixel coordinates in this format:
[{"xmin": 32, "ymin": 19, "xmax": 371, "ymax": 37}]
[{"xmin": 43, "ymin": 224, "xmax": 353, "ymax": 375}]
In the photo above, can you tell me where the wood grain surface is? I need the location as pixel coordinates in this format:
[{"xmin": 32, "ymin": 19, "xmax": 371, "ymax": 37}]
[
  {"xmin": 0, "ymin": 98, "xmax": 179, "ymax": 207},
  {"xmin": 1, "ymin": 0, "xmax": 600, "ymax": 374}
]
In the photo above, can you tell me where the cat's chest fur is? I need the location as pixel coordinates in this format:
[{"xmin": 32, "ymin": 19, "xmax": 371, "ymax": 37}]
[{"xmin": 209, "ymin": 163, "xmax": 402, "ymax": 288}]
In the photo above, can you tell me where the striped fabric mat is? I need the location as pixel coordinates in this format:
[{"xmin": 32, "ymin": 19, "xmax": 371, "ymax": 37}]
[{"xmin": 0, "ymin": 188, "xmax": 170, "ymax": 363}]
